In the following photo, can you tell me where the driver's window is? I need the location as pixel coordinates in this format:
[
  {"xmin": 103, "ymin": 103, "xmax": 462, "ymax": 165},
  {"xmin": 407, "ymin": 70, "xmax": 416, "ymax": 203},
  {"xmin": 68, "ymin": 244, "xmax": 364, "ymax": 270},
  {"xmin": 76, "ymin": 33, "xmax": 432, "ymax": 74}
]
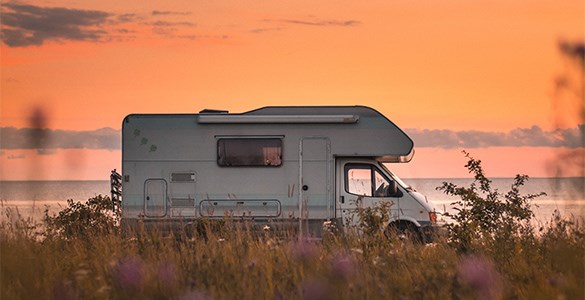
[
  {"xmin": 345, "ymin": 164, "xmax": 393, "ymax": 197},
  {"xmin": 346, "ymin": 166, "xmax": 372, "ymax": 196}
]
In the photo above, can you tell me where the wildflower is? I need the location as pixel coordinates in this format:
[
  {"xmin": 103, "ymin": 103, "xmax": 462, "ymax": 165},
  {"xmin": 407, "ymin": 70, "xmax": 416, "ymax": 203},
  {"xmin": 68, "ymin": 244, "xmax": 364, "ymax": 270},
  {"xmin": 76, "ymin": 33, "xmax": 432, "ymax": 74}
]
[
  {"xmin": 113, "ymin": 256, "xmax": 144, "ymax": 290},
  {"xmin": 330, "ymin": 252, "xmax": 357, "ymax": 281},
  {"xmin": 180, "ymin": 290, "xmax": 214, "ymax": 300},
  {"xmin": 291, "ymin": 240, "xmax": 318, "ymax": 262},
  {"xmin": 300, "ymin": 278, "xmax": 330, "ymax": 300},
  {"xmin": 158, "ymin": 262, "xmax": 178, "ymax": 288},
  {"xmin": 247, "ymin": 259, "xmax": 257, "ymax": 270},
  {"xmin": 52, "ymin": 281, "xmax": 77, "ymax": 300},
  {"xmin": 458, "ymin": 255, "xmax": 502, "ymax": 299}
]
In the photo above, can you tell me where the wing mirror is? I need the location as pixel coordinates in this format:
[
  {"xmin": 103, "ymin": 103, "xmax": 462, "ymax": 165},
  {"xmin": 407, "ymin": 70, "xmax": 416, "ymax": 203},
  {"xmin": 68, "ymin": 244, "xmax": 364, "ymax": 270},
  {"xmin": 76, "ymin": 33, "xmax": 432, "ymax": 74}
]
[{"xmin": 385, "ymin": 181, "xmax": 403, "ymax": 197}]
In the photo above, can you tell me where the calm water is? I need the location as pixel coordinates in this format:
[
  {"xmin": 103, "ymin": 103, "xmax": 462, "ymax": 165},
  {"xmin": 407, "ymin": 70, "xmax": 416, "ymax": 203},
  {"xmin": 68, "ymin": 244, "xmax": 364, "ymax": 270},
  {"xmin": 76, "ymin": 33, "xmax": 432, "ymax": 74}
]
[
  {"xmin": 406, "ymin": 177, "xmax": 585, "ymax": 223},
  {"xmin": 1, "ymin": 178, "xmax": 583, "ymax": 222}
]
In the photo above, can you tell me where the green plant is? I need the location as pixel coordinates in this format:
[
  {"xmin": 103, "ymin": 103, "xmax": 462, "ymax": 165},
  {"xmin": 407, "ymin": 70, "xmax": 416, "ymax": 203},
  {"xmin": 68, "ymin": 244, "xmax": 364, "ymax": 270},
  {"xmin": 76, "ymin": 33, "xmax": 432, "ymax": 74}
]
[
  {"xmin": 355, "ymin": 200, "xmax": 393, "ymax": 239},
  {"xmin": 43, "ymin": 195, "xmax": 118, "ymax": 240},
  {"xmin": 437, "ymin": 151, "xmax": 545, "ymax": 253}
]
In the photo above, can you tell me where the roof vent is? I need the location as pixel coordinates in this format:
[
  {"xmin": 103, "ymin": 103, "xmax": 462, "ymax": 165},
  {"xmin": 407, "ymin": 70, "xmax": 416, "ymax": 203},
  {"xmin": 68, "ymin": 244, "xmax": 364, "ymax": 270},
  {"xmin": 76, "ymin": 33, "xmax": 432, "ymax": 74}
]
[{"xmin": 199, "ymin": 109, "xmax": 229, "ymax": 114}]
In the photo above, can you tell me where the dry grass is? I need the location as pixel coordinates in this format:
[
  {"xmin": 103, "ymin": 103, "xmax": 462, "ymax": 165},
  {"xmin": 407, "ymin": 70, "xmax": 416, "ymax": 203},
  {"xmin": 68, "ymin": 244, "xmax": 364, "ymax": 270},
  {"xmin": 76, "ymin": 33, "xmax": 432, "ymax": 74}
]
[{"xmin": 1, "ymin": 206, "xmax": 584, "ymax": 300}]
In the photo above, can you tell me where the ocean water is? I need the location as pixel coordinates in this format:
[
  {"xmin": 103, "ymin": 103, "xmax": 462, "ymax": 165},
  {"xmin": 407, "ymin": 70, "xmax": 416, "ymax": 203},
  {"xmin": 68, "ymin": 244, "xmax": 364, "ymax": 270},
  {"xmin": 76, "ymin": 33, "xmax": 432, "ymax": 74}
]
[
  {"xmin": 406, "ymin": 177, "xmax": 585, "ymax": 223},
  {"xmin": 0, "ymin": 180, "xmax": 111, "ymax": 220},
  {"xmin": 0, "ymin": 178, "xmax": 583, "ymax": 222}
]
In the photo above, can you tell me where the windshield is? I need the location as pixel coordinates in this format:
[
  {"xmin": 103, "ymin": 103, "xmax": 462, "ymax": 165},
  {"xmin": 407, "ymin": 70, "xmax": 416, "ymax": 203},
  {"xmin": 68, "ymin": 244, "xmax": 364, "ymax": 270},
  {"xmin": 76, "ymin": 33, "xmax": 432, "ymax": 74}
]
[{"xmin": 379, "ymin": 163, "xmax": 412, "ymax": 190}]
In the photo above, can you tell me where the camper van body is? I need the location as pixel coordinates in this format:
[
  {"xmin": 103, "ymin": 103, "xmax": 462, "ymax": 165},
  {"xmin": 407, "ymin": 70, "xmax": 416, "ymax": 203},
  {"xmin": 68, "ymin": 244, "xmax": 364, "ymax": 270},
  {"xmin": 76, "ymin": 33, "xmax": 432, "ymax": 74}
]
[{"xmin": 121, "ymin": 106, "xmax": 439, "ymax": 239}]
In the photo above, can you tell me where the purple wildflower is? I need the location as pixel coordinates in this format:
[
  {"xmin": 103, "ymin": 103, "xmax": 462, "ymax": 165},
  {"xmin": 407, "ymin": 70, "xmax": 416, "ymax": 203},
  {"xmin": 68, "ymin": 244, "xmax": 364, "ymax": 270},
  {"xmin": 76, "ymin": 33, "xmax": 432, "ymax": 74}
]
[
  {"xmin": 300, "ymin": 278, "xmax": 330, "ymax": 300},
  {"xmin": 330, "ymin": 252, "xmax": 357, "ymax": 281},
  {"xmin": 291, "ymin": 240, "xmax": 318, "ymax": 262},
  {"xmin": 180, "ymin": 290, "xmax": 214, "ymax": 300},
  {"xmin": 458, "ymin": 255, "xmax": 502, "ymax": 299},
  {"xmin": 158, "ymin": 262, "xmax": 178, "ymax": 288},
  {"xmin": 113, "ymin": 256, "xmax": 144, "ymax": 290},
  {"xmin": 52, "ymin": 281, "xmax": 77, "ymax": 300}
]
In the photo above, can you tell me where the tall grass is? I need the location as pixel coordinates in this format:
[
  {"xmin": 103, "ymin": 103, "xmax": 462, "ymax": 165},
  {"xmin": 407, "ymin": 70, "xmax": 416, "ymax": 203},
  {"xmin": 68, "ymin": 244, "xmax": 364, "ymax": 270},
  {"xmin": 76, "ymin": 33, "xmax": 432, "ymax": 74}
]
[{"xmin": 1, "ymin": 203, "xmax": 583, "ymax": 299}]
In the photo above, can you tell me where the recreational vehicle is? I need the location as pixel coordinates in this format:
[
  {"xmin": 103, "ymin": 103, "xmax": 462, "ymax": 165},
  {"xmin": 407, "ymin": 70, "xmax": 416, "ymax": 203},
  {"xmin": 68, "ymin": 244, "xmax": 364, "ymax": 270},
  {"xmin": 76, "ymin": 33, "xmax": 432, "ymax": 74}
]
[{"xmin": 118, "ymin": 106, "xmax": 440, "ymax": 240}]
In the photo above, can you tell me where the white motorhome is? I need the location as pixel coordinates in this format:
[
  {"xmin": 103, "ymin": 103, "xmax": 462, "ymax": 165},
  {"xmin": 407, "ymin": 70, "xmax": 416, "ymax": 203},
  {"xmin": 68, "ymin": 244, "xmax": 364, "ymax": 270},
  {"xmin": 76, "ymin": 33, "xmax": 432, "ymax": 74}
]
[{"xmin": 120, "ymin": 106, "xmax": 440, "ymax": 240}]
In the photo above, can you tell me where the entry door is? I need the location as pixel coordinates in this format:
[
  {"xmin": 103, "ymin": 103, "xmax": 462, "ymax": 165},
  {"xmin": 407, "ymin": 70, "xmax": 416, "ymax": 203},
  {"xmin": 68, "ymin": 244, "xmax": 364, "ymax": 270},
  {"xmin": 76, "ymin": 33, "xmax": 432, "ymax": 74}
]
[
  {"xmin": 299, "ymin": 137, "xmax": 331, "ymax": 234},
  {"xmin": 145, "ymin": 179, "xmax": 167, "ymax": 217},
  {"xmin": 336, "ymin": 159, "xmax": 400, "ymax": 229}
]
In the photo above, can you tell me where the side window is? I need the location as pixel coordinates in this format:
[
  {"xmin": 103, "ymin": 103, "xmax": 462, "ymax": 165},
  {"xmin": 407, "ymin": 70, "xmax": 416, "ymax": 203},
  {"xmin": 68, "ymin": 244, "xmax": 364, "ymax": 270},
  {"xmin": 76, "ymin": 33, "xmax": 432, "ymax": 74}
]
[
  {"xmin": 345, "ymin": 164, "xmax": 393, "ymax": 197},
  {"xmin": 217, "ymin": 138, "xmax": 282, "ymax": 167},
  {"xmin": 346, "ymin": 166, "xmax": 372, "ymax": 196}
]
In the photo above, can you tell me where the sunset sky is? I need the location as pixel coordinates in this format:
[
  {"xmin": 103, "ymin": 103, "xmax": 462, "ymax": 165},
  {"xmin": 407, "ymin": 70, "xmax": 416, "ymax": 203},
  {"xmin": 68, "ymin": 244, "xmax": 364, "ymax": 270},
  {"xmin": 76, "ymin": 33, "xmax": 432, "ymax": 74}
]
[{"xmin": 1, "ymin": 0, "xmax": 583, "ymax": 180}]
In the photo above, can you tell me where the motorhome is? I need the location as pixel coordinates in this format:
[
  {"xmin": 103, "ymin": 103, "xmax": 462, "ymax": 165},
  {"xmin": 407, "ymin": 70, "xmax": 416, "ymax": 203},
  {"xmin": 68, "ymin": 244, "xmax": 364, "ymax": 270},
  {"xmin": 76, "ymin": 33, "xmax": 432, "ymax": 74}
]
[{"xmin": 119, "ymin": 106, "xmax": 440, "ymax": 240}]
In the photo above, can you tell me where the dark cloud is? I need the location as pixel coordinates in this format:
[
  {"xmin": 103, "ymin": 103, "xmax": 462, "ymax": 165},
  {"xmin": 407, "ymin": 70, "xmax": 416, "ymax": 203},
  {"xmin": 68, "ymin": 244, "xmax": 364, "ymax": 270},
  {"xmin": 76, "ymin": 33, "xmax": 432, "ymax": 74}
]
[
  {"xmin": 281, "ymin": 19, "xmax": 361, "ymax": 27},
  {"xmin": 0, "ymin": 127, "xmax": 121, "ymax": 150},
  {"xmin": 115, "ymin": 13, "xmax": 141, "ymax": 23},
  {"xmin": 147, "ymin": 21, "xmax": 196, "ymax": 27},
  {"xmin": 7, "ymin": 153, "xmax": 26, "ymax": 159},
  {"xmin": 152, "ymin": 10, "xmax": 192, "ymax": 16},
  {"xmin": 405, "ymin": 125, "xmax": 585, "ymax": 148},
  {"xmin": 265, "ymin": 18, "xmax": 361, "ymax": 27},
  {"xmin": 249, "ymin": 27, "xmax": 284, "ymax": 34},
  {"xmin": 1, "ymin": 2, "xmax": 112, "ymax": 47},
  {"xmin": 0, "ymin": 3, "xmax": 199, "ymax": 47},
  {"xmin": 37, "ymin": 149, "xmax": 56, "ymax": 155}
]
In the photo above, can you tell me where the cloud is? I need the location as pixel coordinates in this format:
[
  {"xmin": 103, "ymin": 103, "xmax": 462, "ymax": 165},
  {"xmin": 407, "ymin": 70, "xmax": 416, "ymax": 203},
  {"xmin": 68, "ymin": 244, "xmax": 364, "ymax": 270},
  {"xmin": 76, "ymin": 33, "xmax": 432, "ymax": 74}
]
[
  {"xmin": 146, "ymin": 21, "xmax": 196, "ymax": 27},
  {"xmin": 2, "ymin": 125, "xmax": 581, "ymax": 151},
  {"xmin": 249, "ymin": 27, "xmax": 284, "ymax": 34},
  {"xmin": 0, "ymin": 3, "xmax": 200, "ymax": 47},
  {"xmin": 152, "ymin": 10, "xmax": 192, "ymax": 16},
  {"xmin": 280, "ymin": 19, "xmax": 361, "ymax": 27},
  {"xmin": 405, "ymin": 125, "xmax": 585, "ymax": 149},
  {"xmin": 251, "ymin": 17, "xmax": 360, "ymax": 34},
  {"xmin": 265, "ymin": 18, "xmax": 361, "ymax": 27},
  {"xmin": 0, "ymin": 2, "xmax": 113, "ymax": 47},
  {"xmin": 0, "ymin": 127, "xmax": 121, "ymax": 150}
]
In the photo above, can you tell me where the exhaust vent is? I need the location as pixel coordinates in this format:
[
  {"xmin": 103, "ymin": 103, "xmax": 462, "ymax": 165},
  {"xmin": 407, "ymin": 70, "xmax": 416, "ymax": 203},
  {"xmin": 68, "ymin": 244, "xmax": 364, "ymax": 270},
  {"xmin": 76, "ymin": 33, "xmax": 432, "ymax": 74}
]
[{"xmin": 171, "ymin": 172, "xmax": 196, "ymax": 182}]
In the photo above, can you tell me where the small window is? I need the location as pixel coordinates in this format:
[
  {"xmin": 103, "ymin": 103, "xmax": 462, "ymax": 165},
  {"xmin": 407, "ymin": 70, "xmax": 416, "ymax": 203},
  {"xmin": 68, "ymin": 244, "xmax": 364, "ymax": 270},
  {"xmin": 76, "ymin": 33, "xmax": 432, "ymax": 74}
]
[{"xmin": 217, "ymin": 138, "xmax": 282, "ymax": 167}]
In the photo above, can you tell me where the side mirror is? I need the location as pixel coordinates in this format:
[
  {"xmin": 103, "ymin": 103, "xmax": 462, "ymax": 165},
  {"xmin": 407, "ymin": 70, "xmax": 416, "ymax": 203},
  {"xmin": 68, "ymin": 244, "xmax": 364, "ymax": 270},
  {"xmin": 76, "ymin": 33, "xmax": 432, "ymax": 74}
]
[{"xmin": 385, "ymin": 181, "xmax": 402, "ymax": 198}]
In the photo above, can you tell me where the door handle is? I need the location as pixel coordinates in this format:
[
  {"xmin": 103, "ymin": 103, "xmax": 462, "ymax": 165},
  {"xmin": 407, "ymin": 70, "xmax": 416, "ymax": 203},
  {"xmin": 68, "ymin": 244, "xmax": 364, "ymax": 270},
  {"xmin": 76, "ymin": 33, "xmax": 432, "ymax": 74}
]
[{"xmin": 340, "ymin": 196, "xmax": 344, "ymax": 204}]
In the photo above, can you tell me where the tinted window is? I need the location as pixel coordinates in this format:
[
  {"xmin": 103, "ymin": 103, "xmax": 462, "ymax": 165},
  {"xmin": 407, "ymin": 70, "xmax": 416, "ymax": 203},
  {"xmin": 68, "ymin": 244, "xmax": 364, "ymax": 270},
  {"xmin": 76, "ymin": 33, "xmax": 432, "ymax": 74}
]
[{"xmin": 217, "ymin": 138, "xmax": 282, "ymax": 167}]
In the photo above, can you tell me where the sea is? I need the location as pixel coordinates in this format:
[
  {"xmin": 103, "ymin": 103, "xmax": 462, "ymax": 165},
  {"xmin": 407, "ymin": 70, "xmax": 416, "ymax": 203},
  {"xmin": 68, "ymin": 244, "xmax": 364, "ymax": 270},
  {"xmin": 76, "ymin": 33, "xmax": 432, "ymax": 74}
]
[{"xmin": 0, "ymin": 178, "xmax": 583, "ymax": 224}]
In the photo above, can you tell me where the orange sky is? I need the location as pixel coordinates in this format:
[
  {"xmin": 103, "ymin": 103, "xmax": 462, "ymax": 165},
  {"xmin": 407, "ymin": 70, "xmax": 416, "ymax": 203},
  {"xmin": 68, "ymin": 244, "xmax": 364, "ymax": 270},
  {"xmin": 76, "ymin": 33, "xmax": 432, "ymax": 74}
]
[{"xmin": 1, "ymin": 0, "xmax": 583, "ymax": 180}]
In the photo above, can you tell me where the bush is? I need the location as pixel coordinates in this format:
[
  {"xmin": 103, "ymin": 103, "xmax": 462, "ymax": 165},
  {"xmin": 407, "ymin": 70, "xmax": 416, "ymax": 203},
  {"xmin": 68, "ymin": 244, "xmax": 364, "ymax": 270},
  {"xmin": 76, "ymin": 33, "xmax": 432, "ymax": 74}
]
[
  {"xmin": 437, "ymin": 151, "xmax": 545, "ymax": 254},
  {"xmin": 43, "ymin": 195, "xmax": 118, "ymax": 240},
  {"xmin": 355, "ymin": 200, "xmax": 393, "ymax": 239}
]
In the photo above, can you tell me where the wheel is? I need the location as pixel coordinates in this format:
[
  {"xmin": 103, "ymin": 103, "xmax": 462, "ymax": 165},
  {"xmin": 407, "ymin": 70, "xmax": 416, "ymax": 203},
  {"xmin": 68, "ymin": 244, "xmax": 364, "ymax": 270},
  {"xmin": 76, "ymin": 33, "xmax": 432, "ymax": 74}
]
[{"xmin": 385, "ymin": 221, "xmax": 422, "ymax": 243}]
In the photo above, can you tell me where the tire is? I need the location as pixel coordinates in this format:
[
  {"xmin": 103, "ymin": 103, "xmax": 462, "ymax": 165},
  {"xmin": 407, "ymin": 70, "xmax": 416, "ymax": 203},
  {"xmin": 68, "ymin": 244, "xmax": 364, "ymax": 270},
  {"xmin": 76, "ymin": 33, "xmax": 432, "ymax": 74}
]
[{"xmin": 385, "ymin": 222, "xmax": 423, "ymax": 243}]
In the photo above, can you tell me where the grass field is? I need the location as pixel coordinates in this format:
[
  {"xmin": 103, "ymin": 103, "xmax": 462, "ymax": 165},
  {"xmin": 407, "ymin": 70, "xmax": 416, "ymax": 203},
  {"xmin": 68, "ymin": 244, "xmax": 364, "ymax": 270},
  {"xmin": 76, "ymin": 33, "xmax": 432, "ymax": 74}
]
[{"xmin": 1, "ymin": 203, "xmax": 583, "ymax": 299}]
